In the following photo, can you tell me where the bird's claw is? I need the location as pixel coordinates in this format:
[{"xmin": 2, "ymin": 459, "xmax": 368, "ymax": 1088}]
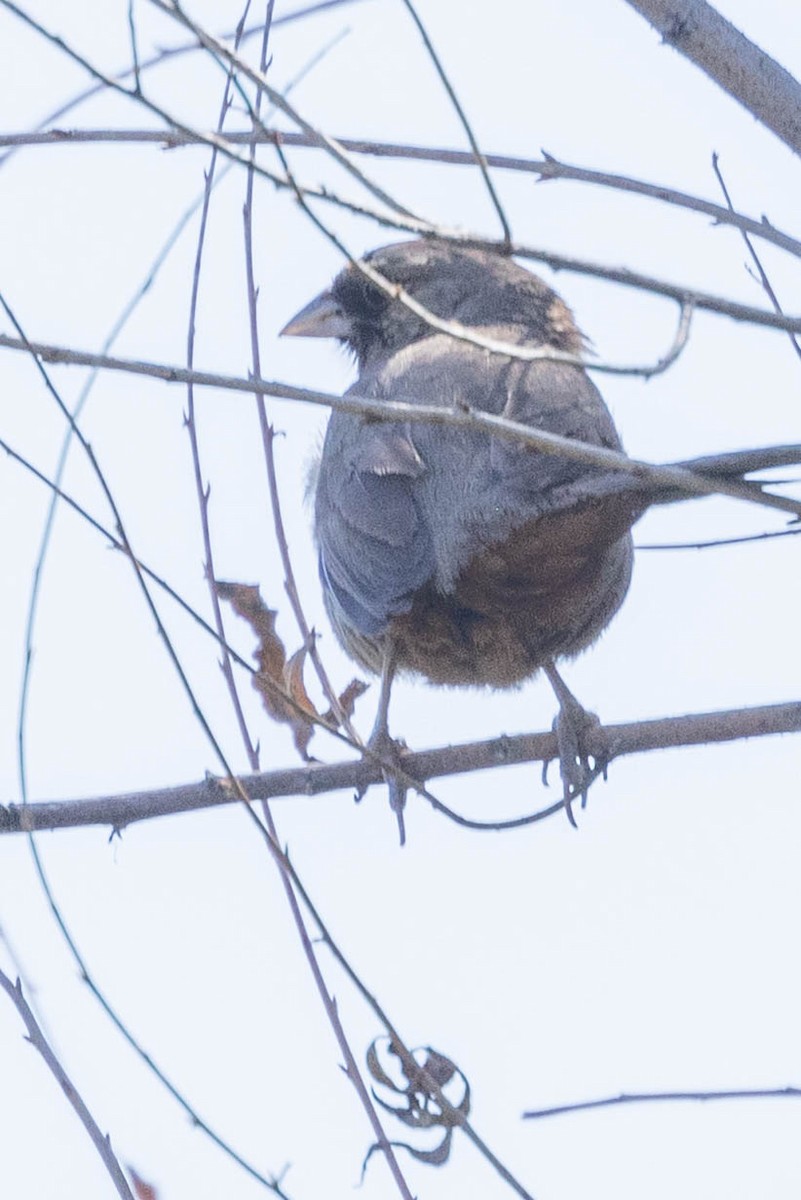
[
  {"xmin": 551, "ymin": 697, "xmax": 605, "ymax": 828},
  {"xmin": 359, "ymin": 726, "xmax": 410, "ymax": 846}
]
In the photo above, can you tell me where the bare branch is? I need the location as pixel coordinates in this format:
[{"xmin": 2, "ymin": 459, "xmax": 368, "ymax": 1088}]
[
  {"xmin": 6, "ymin": 0, "xmax": 801, "ymax": 328},
  {"xmin": 399, "ymin": 0, "xmax": 512, "ymax": 243},
  {"xmin": 0, "ymin": 0, "xmax": 402, "ymax": 241},
  {"xmin": 6, "ymin": 128, "xmax": 799, "ymax": 259},
  {"xmin": 0, "ymin": 970, "xmax": 135, "ymax": 1200},
  {"xmin": 622, "ymin": 0, "xmax": 801, "ymax": 157},
  {"xmin": 1, "ymin": 433, "xmax": 369, "ymax": 762},
  {"xmin": 4, "ymin": 699, "xmax": 800, "ymax": 836},
  {"xmin": 2, "ymin": 333, "xmax": 800, "ymax": 518},
  {"xmin": 0, "ymin": 302, "xmax": 248, "ymax": 796},
  {"xmin": 150, "ymin": 0, "xmax": 423, "ymax": 222},
  {"xmin": 638, "ymin": 525, "xmax": 801, "ymax": 551},
  {"xmin": 711, "ymin": 152, "xmax": 801, "ymax": 364},
  {"xmin": 251, "ymin": 843, "xmax": 536, "ymax": 1198},
  {"xmin": 524, "ymin": 1085, "xmax": 801, "ymax": 1120},
  {"xmin": 5, "ymin": 331, "xmax": 299, "ymax": 1194},
  {"xmin": 242, "ymin": 29, "xmax": 356, "ymax": 740},
  {"xmin": 238, "ymin": 23, "xmax": 415, "ymax": 1195},
  {"xmin": 183, "ymin": 9, "xmax": 261, "ymax": 767},
  {"xmin": 0, "ymin": 0, "xmax": 368, "ymax": 173}
]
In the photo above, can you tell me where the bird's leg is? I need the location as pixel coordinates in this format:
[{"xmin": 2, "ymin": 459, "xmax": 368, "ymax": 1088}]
[
  {"xmin": 543, "ymin": 660, "xmax": 604, "ymax": 828},
  {"xmin": 364, "ymin": 643, "xmax": 409, "ymax": 846},
  {"xmin": 370, "ymin": 643, "xmax": 397, "ymax": 750}
]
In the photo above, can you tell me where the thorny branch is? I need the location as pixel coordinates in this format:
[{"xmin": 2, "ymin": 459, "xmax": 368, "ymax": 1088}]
[
  {"xmin": 3, "ymin": 3, "xmax": 801, "ymax": 1195},
  {"xmin": 5, "ymin": 1, "xmax": 801, "ymax": 346},
  {"xmin": 0, "ymin": 0, "xmax": 362, "ymax": 175},
  {"xmin": 236, "ymin": 13, "xmax": 415, "ymax": 1197},
  {"xmin": 711, "ymin": 152, "xmax": 801, "ymax": 364},
  {"xmin": 0, "ymin": 970, "xmax": 135, "ymax": 1200},
  {"xmin": 5, "ymin": 306, "xmax": 300, "ymax": 1193},
  {"xmin": 4, "ymin": 128, "xmax": 799, "ymax": 261},
  {"xmin": 183, "ymin": 1, "xmax": 261, "ymax": 768},
  {"xmin": 399, "ymin": 0, "xmax": 512, "ymax": 244},
  {"xmin": 4, "ymin": 699, "xmax": 801, "ymax": 836},
  {"xmin": 150, "ymin": 0, "xmax": 423, "ymax": 222},
  {"xmin": 1, "ymin": 331, "xmax": 800, "ymax": 518}
]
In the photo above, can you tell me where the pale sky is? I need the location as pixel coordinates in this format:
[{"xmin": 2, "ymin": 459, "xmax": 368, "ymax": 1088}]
[{"xmin": 1, "ymin": 2, "xmax": 800, "ymax": 1199}]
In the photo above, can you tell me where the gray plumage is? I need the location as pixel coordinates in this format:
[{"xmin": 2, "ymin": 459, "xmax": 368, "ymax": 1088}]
[{"xmin": 283, "ymin": 240, "xmax": 637, "ymax": 689}]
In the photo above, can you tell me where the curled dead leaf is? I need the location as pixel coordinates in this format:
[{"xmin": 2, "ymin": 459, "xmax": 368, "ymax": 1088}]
[
  {"xmin": 216, "ymin": 581, "xmax": 366, "ymax": 758},
  {"xmin": 362, "ymin": 1038, "xmax": 471, "ymax": 1173}
]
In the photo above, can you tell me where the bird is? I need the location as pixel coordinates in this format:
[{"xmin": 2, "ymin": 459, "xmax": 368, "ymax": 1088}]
[{"xmin": 281, "ymin": 238, "xmax": 642, "ymax": 841}]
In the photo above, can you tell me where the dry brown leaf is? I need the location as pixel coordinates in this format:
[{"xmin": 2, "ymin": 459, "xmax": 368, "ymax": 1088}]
[
  {"xmin": 363, "ymin": 1038, "xmax": 471, "ymax": 1172},
  {"xmin": 129, "ymin": 1167, "xmax": 159, "ymax": 1200},
  {"xmin": 322, "ymin": 676, "xmax": 369, "ymax": 725},
  {"xmin": 217, "ymin": 581, "xmax": 367, "ymax": 758}
]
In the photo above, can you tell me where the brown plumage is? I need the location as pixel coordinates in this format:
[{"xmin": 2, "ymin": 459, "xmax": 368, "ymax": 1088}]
[{"xmin": 282, "ymin": 239, "xmax": 641, "ymax": 838}]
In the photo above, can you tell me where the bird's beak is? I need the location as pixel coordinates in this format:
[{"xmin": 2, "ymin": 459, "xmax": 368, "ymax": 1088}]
[{"xmin": 279, "ymin": 289, "xmax": 351, "ymax": 340}]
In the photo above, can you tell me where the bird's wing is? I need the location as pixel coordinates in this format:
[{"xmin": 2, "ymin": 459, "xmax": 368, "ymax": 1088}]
[
  {"xmin": 314, "ymin": 341, "xmax": 633, "ymax": 638},
  {"xmin": 314, "ymin": 394, "xmax": 435, "ymax": 638}
]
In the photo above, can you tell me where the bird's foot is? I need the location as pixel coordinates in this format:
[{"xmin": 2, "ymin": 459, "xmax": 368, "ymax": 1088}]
[
  {"xmin": 550, "ymin": 694, "xmax": 607, "ymax": 828},
  {"xmin": 358, "ymin": 725, "xmax": 411, "ymax": 847},
  {"xmin": 542, "ymin": 662, "xmax": 608, "ymax": 828}
]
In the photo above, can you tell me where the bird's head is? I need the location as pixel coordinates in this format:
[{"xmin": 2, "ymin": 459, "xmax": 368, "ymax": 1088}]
[{"xmin": 280, "ymin": 239, "xmax": 584, "ymax": 367}]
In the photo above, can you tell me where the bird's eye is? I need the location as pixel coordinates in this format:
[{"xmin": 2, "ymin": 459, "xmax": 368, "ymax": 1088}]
[{"xmin": 336, "ymin": 272, "xmax": 390, "ymax": 326}]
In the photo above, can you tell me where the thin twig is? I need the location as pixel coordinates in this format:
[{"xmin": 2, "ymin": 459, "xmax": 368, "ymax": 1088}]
[
  {"xmin": 238, "ymin": 13, "xmax": 413, "ymax": 1197},
  {"xmin": 151, "ymin": 0, "xmax": 423, "ymax": 222},
  {"xmin": 0, "ymin": 301, "xmax": 243, "ymax": 795},
  {"xmin": 183, "ymin": 2, "xmax": 260, "ymax": 766},
  {"xmin": 0, "ymin": 0, "xmax": 367, "ymax": 172},
  {"xmin": 6, "ymin": 128, "xmax": 800, "ymax": 261},
  {"xmin": 242, "ymin": 24, "xmax": 354, "ymax": 737},
  {"xmin": 286, "ymin": 873, "xmax": 537, "ymax": 1199},
  {"xmin": 638, "ymin": 525, "xmax": 801, "ymax": 551},
  {"xmin": 711, "ymin": 152, "xmax": 801, "ymax": 364},
  {"xmin": 5, "ymin": 309, "xmax": 296, "ymax": 1193},
  {"xmin": 13, "ymin": 15, "xmax": 356, "ymax": 824},
  {"xmin": 4, "ymin": 29, "xmax": 410, "ymax": 1176},
  {"xmin": 0, "ymin": 430, "xmax": 478, "ymax": 815},
  {"xmin": 202, "ymin": 820, "xmax": 537, "ymax": 1199},
  {"xmin": 523, "ymin": 1085, "xmax": 801, "ymax": 1120},
  {"xmin": 2, "ymin": 6, "xmax": 799, "ymax": 334},
  {"xmin": 0, "ymin": 923, "xmax": 53, "ymax": 1043},
  {"xmin": 1, "ymin": 332, "xmax": 799, "ymax": 518},
  {"xmin": 0, "ymin": 0, "xmax": 409, "ymax": 245},
  {"xmin": 127, "ymin": 0, "xmax": 141, "ymax": 92},
  {"xmin": 3, "ymin": 1, "xmax": 800, "ymax": 331},
  {"xmin": 13, "ymin": 172, "xmax": 238, "ymax": 866},
  {"xmin": 0, "ymin": 969, "xmax": 135, "ymax": 1200},
  {"xmin": 399, "ymin": 0, "xmax": 511, "ymax": 243},
  {"xmin": 2, "ymin": 432, "xmax": 354, "ymax": 741}
]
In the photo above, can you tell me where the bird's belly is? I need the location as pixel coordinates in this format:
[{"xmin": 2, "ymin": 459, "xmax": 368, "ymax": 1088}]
[{"xmin": 331, "ymin": 507, "xmax": 635, "ymax": 689}]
